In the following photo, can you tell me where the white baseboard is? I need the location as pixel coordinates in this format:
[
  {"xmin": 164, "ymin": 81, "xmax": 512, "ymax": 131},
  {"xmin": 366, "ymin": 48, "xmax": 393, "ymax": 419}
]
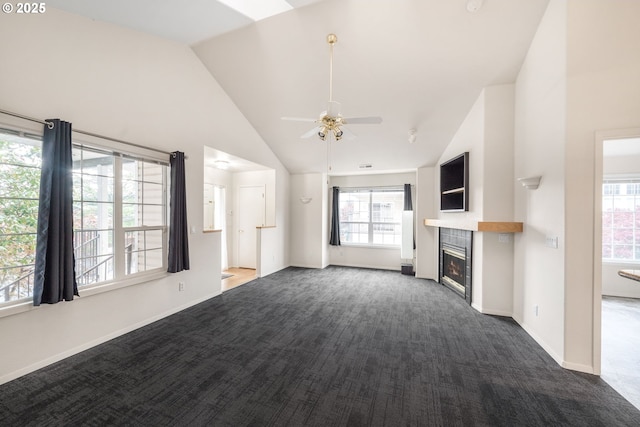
[
  {"xmin": 471, "ymin": 303, "xmax": 513, "ymax": 317},
  {"xmin": 328, "ymin": 261, "xmax": 400, "ymax": 271},
  {"xmin": 0, "ymin": 291, "xmax": 221, "ymax": 386},
  {"xmin": 516, "ymin": 318, "xmax": 575, "ymax": 371},
  {"xmin": 289, "ymin": 263, "xmax": 323, "ymax": 269},
  {"xmin": 561, "ymin": 360, "xmax": 595, "ymax": 374}
]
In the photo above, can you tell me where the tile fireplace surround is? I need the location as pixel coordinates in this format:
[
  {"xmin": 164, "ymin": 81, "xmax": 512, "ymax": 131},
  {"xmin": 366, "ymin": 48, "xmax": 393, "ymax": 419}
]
[
  {"xmin": 426, "ymin": 218, "xmax": 523, "ymax": 306},
  {"xmin": 439, "ymin": 227, "xmax": 473, "ymax": 304}
]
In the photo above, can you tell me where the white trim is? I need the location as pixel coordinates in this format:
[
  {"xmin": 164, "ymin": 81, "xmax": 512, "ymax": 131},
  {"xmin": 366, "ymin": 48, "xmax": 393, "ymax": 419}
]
[
  {"xmin": 517, "ymin": 319, "xmax": 565, "ymax": 369},
  {"xmin": 328, "ymin": 261, "xmax": 399, "ymax": 271},
  {"xmin": 0, "ymin": 291, "xmax": 221, "ymax": 386},
  {"xmin": 340, "ymin": 243, "xmax": 401, "ymax": 250},
  {"xmin": 561, "ymin": 361, "xmax": 595, "ymax": 374},
  {"xmin": 289, "ymin": 263, "xmax": 325, "ymax": 269},
  {"xmin": 471, "ymin": 303, "xmax": 512, "ymax": 318}
]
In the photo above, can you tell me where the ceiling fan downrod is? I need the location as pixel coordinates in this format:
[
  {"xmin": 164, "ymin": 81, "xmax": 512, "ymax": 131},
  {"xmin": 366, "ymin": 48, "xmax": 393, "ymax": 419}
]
[{"xmin": 327, "ymin": 33, "xmax": 337, "ymax": 103}]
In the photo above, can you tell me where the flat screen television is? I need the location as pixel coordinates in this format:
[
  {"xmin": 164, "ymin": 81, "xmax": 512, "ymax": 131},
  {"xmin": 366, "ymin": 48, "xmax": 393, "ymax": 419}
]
[{"xmin": 440, "ymin": 152, "xmax": 469, "ymax": 211}]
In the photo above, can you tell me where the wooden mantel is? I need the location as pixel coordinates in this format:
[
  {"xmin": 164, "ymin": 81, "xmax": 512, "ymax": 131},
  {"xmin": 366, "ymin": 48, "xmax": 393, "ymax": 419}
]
[{"xmin": 424, "ymin": 218, "xmax": 523, "ymax": 233}]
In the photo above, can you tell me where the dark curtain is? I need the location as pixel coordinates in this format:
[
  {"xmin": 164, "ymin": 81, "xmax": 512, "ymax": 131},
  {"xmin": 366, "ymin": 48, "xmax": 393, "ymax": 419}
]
[
  {"xmin": 33, "ymin": 119, "xmax": 78, "ymax": 306},
  {"xmin": 403, "ymin": 183, "xmax": 413, "ymax": 210},
  {"xmin": 404, "ymin": 183, "xmax": 416, "ymax": 250},
  {"xmin": 168, "ymin": 151, "xmax": 190, "ymax": 273},
  {"xmin": 329, "ymin": 186, "xmax": 340, "ymax": 246}
]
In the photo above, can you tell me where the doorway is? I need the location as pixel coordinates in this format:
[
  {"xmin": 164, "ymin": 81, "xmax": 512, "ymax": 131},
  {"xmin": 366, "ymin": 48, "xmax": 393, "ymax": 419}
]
[
  {"xmin": 595, "ymin": 130, "xmax": 640, "ymax": 410},
  {"xmin": 237, "ymin": 185, "xmax": 265, "ymax": 269}
]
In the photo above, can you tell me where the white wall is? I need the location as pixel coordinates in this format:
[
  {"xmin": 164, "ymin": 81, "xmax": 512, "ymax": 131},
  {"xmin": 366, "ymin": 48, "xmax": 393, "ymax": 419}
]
[
  {"xmin": 0, "ymin": 9, "xmax": 289, "ymax": 384},
  {"xmin": 290, "ymin": 173, "xmax": 328, "ymax": 269},
  {"xmin": 513, "ymin": 0, "xmax": 567, "ymax": 367},
  {"xmin": 329, "ymin": 173, "xmax": 416, "ymax": 271},
  {"xmin": 205, "ymin": 165, "xmax": 233, "ymax": 269},
  {"xmin": 478, "ymin": 85, "xmax": 516, "ymax": 316},
  {"xmin": 415, "ymin": 167, "xmax": 437, "ymax": 280},
  {"xmin": 563, "ymin": 0, "xmax": 640, "ymax": 371},
  {"xmin": 435, "ymin": 85, "xmax": 516, "ymax": 316},
  {"xmin": 437, "ymin": 92, "xmax": 486, "ymax": 223}
]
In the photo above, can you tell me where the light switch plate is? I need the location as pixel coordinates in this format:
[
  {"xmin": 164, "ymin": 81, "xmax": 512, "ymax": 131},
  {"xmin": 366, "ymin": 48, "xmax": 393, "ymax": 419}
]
[{"xmin": 545, "ymin": 236, "xmax": 558, "ymax": 248}]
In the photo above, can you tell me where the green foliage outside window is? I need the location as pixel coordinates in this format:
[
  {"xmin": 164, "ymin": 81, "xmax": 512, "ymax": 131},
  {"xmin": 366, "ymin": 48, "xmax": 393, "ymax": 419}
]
[{"xmin": 0, "ymin": 137, "xmax": 41, "ymax": 301}]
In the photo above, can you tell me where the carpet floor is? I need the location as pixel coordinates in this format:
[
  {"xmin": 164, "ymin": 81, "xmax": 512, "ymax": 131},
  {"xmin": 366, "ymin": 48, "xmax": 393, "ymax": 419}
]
[{"xmin": 1, "ymin": 266, "xmax": 639, "ymax": 426}]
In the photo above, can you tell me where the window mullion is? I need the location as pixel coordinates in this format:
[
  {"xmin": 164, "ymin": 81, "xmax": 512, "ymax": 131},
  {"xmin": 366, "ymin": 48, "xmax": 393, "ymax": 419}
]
[
  {"xmin": 368, "ymin": 191, "xmax": 373, "ymax": 244},
  {"xmin": 113, "ymin": 156, "xmax": 125, "ymax": 279}
]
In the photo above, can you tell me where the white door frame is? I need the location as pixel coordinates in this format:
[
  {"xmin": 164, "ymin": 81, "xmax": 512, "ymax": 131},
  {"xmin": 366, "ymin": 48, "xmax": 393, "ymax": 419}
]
[
  {"xmin": 236, "ymin": 185, "xmax": 266, "ymax": 269},
  {"xmin": 593, "ymin": 127, "xmax": 640, "ymax": 376}
]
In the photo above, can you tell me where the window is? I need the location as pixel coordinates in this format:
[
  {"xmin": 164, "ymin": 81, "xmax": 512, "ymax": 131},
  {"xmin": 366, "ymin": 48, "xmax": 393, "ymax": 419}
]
[
  {"xmin": 602, "ymin": 178, "xmax": 640, "ymax": 262},
  {"xmin": 0, "ymin": 127, "xmax": 169, "ymax": 305},
  {"xmin": 338, "ymin": 187, "xmax": 404, "ymax": 246},
  {"xmin": 0, "ymin": 131, "xmax": 41, "ymax": 303}
]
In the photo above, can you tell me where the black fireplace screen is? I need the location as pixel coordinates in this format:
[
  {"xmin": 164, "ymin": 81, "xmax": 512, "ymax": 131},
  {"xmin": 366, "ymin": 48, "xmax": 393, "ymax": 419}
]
[{"xmin": 442, "ymin": 246, "xmax": 466, "ymax": 294}]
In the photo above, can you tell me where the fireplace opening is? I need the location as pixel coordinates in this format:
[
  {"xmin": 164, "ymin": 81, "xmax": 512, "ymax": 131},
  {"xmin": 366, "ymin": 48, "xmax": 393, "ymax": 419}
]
[{"xmin": 442, "ymin": 244, "xmax": 466, "ymax": 296}]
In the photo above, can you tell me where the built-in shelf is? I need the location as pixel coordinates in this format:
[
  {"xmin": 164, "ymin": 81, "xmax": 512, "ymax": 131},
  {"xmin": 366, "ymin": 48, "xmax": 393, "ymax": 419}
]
[
  {"xmin": 441, "ymin": 187, "xmax": 465, "ymax": 195},
  {"xmin": 424, "ymin": 219, "xmax": 523, "ymax": 233},
  {"xmin": 440, "ymin": 152, "xmax": 469, "ymax": 211}
]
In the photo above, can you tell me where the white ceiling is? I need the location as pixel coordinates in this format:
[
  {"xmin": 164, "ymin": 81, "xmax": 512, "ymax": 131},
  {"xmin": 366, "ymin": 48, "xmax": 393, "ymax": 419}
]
[
  {"xmin": 46, "ymin": 0, "xmax": 326, "ymax": 44},
  {"xmin": 47, "ymin": 0, "xmax": 550, "ymax": 175}
]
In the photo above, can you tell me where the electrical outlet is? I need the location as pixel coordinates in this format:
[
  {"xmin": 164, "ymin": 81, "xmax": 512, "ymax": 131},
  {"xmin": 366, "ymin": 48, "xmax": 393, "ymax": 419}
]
[
  {"xmin": 535, "ymin": 305, "xmax": 539, "ymax": 317},
  {"xmin": 179, "ymin": 282, "xmax": 185, "ymax": 292},
  {"xmin": 498, "ymin": 233, "xmax": 511, "ymax": 243}
]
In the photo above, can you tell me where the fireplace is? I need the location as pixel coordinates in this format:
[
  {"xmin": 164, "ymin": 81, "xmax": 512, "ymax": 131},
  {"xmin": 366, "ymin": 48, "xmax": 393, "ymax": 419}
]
[
  {"xmin": 442, "ymin": 244, "xmax": 466, "ymax": 295},
  {"xmin": 439, "ymin": 228, "xmax": 472, "ymax": 304}
]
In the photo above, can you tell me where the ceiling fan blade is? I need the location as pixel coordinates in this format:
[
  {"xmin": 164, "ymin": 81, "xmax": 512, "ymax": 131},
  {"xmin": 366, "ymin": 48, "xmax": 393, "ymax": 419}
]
[
  {"xmin": 300, "ymin": 126, "xmax": 321, "ymax": 139},
  {"xmin": 343, "ymin": 116, "xmax": 383, "ymax": 125},
  {"xmin": 327, "ymin": 101, "xmax": 341, "ymax": 117},
  {"xmin": 281, "ymin": 116, "xmax": 317, "ymax": 122},
  {"xmin": 340, "ymin": 126, "xmax": 357, "ymax": 140}
]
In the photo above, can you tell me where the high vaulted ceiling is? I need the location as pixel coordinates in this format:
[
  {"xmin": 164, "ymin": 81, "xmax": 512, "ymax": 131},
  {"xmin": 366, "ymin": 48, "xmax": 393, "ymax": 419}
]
[{"xmin": 47, "ymin": 0, "xmax": 550, "ymax": 175}]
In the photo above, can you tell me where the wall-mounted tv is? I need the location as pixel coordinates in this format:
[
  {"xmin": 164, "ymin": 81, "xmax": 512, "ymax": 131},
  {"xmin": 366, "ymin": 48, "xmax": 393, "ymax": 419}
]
[{"xmin": 440, "ymin": 152, "xmax": 469, "ymax": 211}]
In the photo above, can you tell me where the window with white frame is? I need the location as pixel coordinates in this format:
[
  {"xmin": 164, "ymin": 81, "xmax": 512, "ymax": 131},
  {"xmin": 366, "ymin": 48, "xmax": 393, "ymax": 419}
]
[
  {"xmin": 338, "ymin": 187, "xmax": 404, "ymax": 246},
  {"xmin": 0, "ymin": 130, "xmax": 41, "ymax": 303},
  {"xmin": 602, "ymin": 178, "xmax": 640, "ymax": 262},
  {"xmin": 0, "ymin": 127, "xmax": 169, "ymax": 305}
]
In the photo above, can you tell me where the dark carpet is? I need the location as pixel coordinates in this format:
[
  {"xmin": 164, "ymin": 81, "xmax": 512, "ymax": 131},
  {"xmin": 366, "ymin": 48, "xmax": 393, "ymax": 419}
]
[{"xmin": 1, "ymin": 266, "xmax": 639, "ymax": 426}]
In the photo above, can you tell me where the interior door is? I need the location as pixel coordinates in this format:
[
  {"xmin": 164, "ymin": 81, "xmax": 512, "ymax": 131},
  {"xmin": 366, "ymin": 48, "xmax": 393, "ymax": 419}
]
[{"xmin": 237, "ymin": 185, "xmax": 265, "ymax": 269}]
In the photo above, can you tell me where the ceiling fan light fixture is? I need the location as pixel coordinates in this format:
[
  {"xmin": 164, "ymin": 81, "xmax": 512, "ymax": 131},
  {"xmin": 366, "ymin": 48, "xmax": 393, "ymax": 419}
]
[{"xmin": 318, "ymin": 126, "xmax": 327, "ymax": 140}]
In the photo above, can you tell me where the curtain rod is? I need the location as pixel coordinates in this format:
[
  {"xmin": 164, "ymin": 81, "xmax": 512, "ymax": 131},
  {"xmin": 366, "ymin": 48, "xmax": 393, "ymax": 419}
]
[
  {"xmin": 0, "ymin": 108, "xmax": 178, "ymax": 158},
  {"xmin": 337, "ymin": 185, "xmax": 409, "ymax": 190}
]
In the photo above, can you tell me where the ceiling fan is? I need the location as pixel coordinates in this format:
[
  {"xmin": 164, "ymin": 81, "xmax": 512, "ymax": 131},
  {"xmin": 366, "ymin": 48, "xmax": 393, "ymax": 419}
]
[{"xmin": 282, "ymin": 34, "xmax": 382, "ymax": 141}]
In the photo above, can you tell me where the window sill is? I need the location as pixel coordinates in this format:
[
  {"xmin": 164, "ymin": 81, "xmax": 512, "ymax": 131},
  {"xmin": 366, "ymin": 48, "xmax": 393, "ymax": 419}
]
[
  {"xmin": 603, "ymin": 259, "xmax": 640, "ymax": 265},
  {"xmin": 0, "ymin": 270, "xmax": 168, "ymax": 320},
  {"xmin": 338, "ymin": 243, "xmax": 401, "ymax": 250}
]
